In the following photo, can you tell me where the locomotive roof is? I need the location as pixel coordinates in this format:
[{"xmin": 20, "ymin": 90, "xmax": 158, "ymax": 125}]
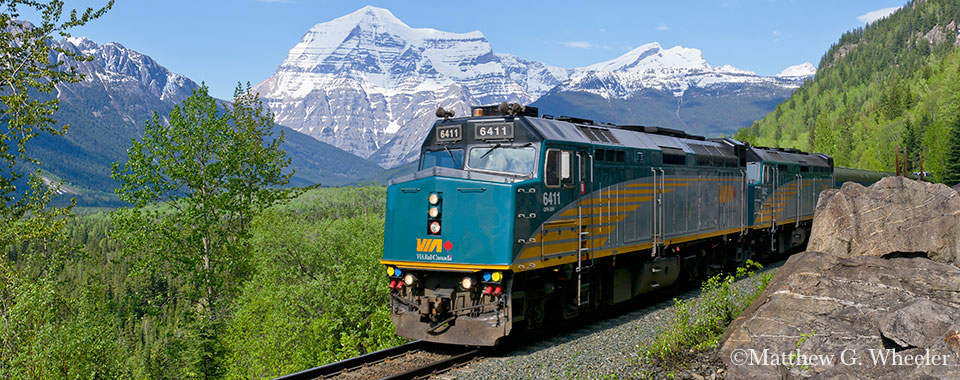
[
  {"xmin": 524, "ymin": 117, "xmax": 734, "ymax": 157},
  {"xmin": 747, "ymin": 147, "xmax": 832, "ymax": 168}
]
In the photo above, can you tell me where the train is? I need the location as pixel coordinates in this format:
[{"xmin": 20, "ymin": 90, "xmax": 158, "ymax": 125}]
[{"xmin": 380, "ymin": 103, "xmax": 889, "ymax": 346}]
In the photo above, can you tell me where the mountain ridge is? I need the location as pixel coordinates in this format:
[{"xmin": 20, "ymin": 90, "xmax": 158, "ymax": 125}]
[
  {"xmin": 256, "ymin": 6, "xmax": 812, "ymax": 168},
  {"xmin": 23, "ymin": 31, "xmax": 384, "ymax": 206}
]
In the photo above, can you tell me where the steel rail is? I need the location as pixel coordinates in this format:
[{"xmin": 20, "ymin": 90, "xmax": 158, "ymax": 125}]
[
  {"xmin": 381, "ymin": 348, "xmax": 481, "ymax": 380},
  {"xmin": 273, "ymin": 340, "xmax": 426, "ymax": 380}
]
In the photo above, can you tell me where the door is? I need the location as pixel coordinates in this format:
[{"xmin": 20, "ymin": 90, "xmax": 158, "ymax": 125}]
[{"xmin": 541, "ymin": 149, "xmax": 578, "ymax": 259}]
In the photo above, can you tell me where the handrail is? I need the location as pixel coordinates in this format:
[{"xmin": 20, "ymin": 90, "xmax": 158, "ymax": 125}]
[
  {"xmin": 740, "ymin": 170, "xmax": 747, "ymax": 236},
  {"xmin": 650, "ymin": 168, "xmax": 658, "ymax": 257},
  {"xmin": 659, "ymin": 168, "xmax": 665, "ymax": 249},
  {"xmin": 796, "ymin": 174, "xmax": 802, "ymax": 227}
]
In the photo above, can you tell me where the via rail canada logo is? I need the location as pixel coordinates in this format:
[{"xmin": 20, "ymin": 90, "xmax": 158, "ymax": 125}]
[{"xmin": 416, "ymin": 238, "xmax": 453, "ymax": 261}]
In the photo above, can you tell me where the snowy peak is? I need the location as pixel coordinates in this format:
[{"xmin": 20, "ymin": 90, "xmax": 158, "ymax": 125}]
[
  {"xmin": 281, "ymin": 5, "xmax": 487, "ymax": 75},
  {"xmin": 776, "ymin": 62, "xmax": 817, "ymax": 77},
  {"xmin": 561, "ymin": 41, "xmax": 811, "ymax": 100},
  {"xmin": 256, "ymin": 6, "xmax": 574, "ymax": 165},
  {"xmin": 585, "ymin": 42, "xmax": 710, "ymax": 73},
  {"xmin": 257, "ymin": 7, "xmax": 813, "ymax": 168}
]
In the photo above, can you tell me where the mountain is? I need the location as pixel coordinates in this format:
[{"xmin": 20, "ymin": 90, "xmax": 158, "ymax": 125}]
[
  {"xmin": 257, "ymin": 6, "xmax": 810, "ymax": 168},
  {"xmin": 22, "ymin": 33, "xmax": 382, "ymax": 206},
  {"xmin": 531, "ymin": 43, "xmax": 812, "ymax": 137},
  {"xmin": 253, "ymin": 6, "xmax": 571, "ymax": 168},
  {"xmin": 734, "ymin": 0, "xmax": 960, "ymax": 180}
]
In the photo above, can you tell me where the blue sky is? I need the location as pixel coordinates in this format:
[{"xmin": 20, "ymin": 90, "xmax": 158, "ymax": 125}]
[{"xmin": 41, "ymin": 1, "xmax": 908, "ymax": 99}]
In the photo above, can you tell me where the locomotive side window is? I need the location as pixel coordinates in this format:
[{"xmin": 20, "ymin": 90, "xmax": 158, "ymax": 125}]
[
  {"xmin": 747, "ymin": 163, "xmax": 760, "ymax": 183},
  {"xmin": 545, "ymin": 149, "xmax": 573, "ymax": 187},
  {"xmin": 421, "ymin": 148, "xmax": 464, "ymax": 170}
]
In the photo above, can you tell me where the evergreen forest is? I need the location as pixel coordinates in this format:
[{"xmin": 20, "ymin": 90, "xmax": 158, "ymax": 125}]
[{"xmin": 735, "ymin": 0, "xmax": 960, "ymax": 184}]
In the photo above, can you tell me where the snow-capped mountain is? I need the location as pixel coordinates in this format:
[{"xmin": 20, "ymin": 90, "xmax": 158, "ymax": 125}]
[
  {"xmin": 776, "ymin": 62, "xmax": 817, "ymax": 78},
  {"xmin": 19, "ymin": 29, "xmax": 383, "ymax": 205},
  {"xmin": 254, "ymin": 6, "xmax": 569, "ymax": 166},
  {"xmin": 53, "ymin": 36, "xmax": 200, "ymax": 122},
  {"xmin": 257, "ymin": 6, "xmax": 813, "ymax": 168},
  {"xmin": 557, "ymin": 42, "xmax": 810, "ymax": 99}
]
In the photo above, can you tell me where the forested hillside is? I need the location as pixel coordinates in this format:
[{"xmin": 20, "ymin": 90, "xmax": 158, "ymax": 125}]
[
  {"xmin": 4, "ymin": 187, "xmax": 403, "ymax": 378},
  {"xmin": 735, "ymin": 0, "xmax": 960, "ymax": 180}
]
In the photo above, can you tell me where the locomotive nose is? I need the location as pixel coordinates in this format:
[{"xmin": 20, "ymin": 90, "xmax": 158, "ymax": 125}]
[{"xmin": 382, "ymin": 176, "xmax": 516, "ymax": 267}]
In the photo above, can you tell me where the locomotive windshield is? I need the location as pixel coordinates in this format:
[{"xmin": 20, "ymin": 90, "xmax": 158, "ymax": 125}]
[
  {"xmin": 467, "ymin": 146, "xmax": 537, "ymax": 176},
  {"xmin": 421, "ymin": 148, "xmax": 464, "ymax": 170}
]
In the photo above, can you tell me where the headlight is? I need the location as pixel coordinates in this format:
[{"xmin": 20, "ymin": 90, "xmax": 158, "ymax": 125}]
[
  {"xmin": 460, "ymin": 276, "xmax": 473, "ymax": 290},
  {"xmin": 428, "ymin": 193, "xmax": 440, "ymax": 205},
  {"xmin": 403, "ymin": 273, "xmax": 416, "ymax": 286},
  {"xmin": 429, "ymin": 221, "xmax": 441, "ymax": 234},
  {"xmin": 491, "ymin": 271, "xmax": 502, "ymax": 282},
  {"xmin": 387, "ymin": 267, "xmax": 395, "ymax": 276},
  {"xmin": 429, "ymin": 206, "xmax": 440, "ymax": 218}
]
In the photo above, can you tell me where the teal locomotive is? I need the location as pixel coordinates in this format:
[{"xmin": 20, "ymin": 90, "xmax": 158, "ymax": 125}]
[{"xmin": 381, "ymin": 103, "xmax": 882, "ymax": 346}]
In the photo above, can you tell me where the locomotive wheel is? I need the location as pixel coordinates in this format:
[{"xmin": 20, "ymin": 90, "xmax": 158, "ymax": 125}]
[
  {"xmin": 528, "ymin": 298, "xmax": 545, "ymax": 329},
  {"xmin": 732, "ymin": 243, "xmax": 753, "ymax": 269},
  {"xmin": 683, "ymin": 256, "xmax": 703, "ymax": 283}
]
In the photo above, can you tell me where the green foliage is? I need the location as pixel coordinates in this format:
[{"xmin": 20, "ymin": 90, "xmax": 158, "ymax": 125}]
[
  {"xmin": 943, "ymin": 116, "xmax": 960, "ymax": 186},
  {"xmin": 21, "ymin": 187, "xmax": 400, "ymax": 379},
  {"xmin": 0, "ymin": 2, "xmax": 126, "ymax": 378},
  {"xmin": 738, "ymin": 0, "xmax": 960, "ymax": 180},
  {"xmin": 223, "ymin": 200, "xmax": 404, "ymax": 378},
  {"xmin": 110, "ymin": 83, "xmax": 298, "ymax": 378},
  {"xmin": 641, "ymin": 261, "xmax": 773, "ymax": 364},
  {"xmin": 0, "ymin": 0, "xmax": 112, "ymax": 246}
]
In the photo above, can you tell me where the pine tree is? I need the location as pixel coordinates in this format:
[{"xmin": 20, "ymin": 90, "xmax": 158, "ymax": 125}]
[
  {"xmin": 902, "ymin": 119, "xmax": 921, "ymax": 172},
  {"xmin": 943, "ymin": 120, "xmax": 960, "ymax": 186}
]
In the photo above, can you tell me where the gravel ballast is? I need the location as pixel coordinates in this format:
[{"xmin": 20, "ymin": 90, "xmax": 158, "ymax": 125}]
[{"xmin": 437, "ymin": 263, "xmax": 781, "ymax": 380}]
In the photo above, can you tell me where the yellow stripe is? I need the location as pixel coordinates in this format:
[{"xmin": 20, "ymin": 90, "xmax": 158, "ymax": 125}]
[
  {"xmin": 380, "ymin": 260, "xmax": 511, "ymax": 272},
  {"xmin": 600, "ymin": 189, "xmax": 656, "ymax": 195},
  {"xmin": 625, "ymin": 183, "xmax": 691, "ymax": 187},
  {"xmin": 751, "ymin": 216, "xmax": 814, "ymax": 229},
  {"xmin": 582, "ymin": 195, "xmax": 654, "ymax": 204},
  {"xmin": 513, "ymin": 226, "xmax": 745, "ymax": 272}
]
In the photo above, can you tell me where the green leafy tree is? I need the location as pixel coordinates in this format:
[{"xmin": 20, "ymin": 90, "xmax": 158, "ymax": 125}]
[
  {"xmin": 111, "ymin": 83, "xmax": 295, "ymax": 378},
  {"xmin": 0, "ymin": 0, "xmax": 112, "ymax": 246},
  {"xmin": 0, "ymin": 1, "xmax": 120, "ymax": 378}
]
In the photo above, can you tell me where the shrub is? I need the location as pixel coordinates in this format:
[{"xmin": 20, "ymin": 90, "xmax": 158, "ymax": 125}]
[{"xmin": 641, "ymin": 260, "xmax": 773, "ymax": 364}]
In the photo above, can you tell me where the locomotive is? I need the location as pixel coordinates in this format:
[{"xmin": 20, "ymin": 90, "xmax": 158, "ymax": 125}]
[{"xmin": 380, "ymin": 103, "xmax": 885, "ymax": 346}]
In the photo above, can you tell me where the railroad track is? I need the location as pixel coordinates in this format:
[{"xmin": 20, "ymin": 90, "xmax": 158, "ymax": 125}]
[
  {"xmin": 277, "ymin": 257, "xmax": 789, "ymax": 380},
  {"xmin": 274, "ymin": 340, "xmax": 481, "ymax": 380}
]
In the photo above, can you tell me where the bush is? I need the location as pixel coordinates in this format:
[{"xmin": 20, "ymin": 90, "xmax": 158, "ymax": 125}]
[
  {"xmin": 222, "ymin": 187, "xmax": 404, "ymax": 379},
  {"xmin": 642, "ymin": 260, "xmax": 773, "ymax": 364}
]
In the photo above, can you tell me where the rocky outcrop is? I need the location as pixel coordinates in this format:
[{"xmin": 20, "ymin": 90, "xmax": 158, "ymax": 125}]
[
  {"xmin": 808, "ymin": 176, "xmax": 960, "ymax": 267},
  {"xmin": 721, "ymin": 176, "xmax": 960, "ymax": 378},
  {"xmin": 719, "ymin": 252, "xmax": 960, "ymax": 379}
]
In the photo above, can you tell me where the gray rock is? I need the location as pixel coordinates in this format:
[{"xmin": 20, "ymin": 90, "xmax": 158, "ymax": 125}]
[
  {"xmin": 719, "ymin": 252, "xmax": 960, "ymax": 379},
  {"xmin": 808, "ymin": 176, "xmax": 960, "ymax": 267}
]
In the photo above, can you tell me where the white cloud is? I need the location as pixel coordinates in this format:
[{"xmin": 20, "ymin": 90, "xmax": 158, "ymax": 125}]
[
  {"xmin": 857, "ymin": 6, "xmax": 902, "ymax": 24},
  {"xmin": 655, "ymin": 24, "xmax": 668, "ymax": 31},
  {"xmin": 563, "ymin": 41, "xmax": 594, "ymax": 49}
]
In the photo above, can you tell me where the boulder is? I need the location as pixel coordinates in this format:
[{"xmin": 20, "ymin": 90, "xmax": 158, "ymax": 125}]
[
  {"xmin": 808, "ymin": 176, "xmax": 960, "ymax": 267},
  {"xmin": 719, "ymin": 251, "xmax": 960, "ymax": 379}
]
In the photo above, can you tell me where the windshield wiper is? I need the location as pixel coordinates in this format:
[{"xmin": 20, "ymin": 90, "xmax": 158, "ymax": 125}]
[
  {"xmin": 479, "ymin": 143, "xmax": 502, "ymax": 160},
  {"xmin": 442, "ymin": 145, "xmax": 459, "ymax": 165}
]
